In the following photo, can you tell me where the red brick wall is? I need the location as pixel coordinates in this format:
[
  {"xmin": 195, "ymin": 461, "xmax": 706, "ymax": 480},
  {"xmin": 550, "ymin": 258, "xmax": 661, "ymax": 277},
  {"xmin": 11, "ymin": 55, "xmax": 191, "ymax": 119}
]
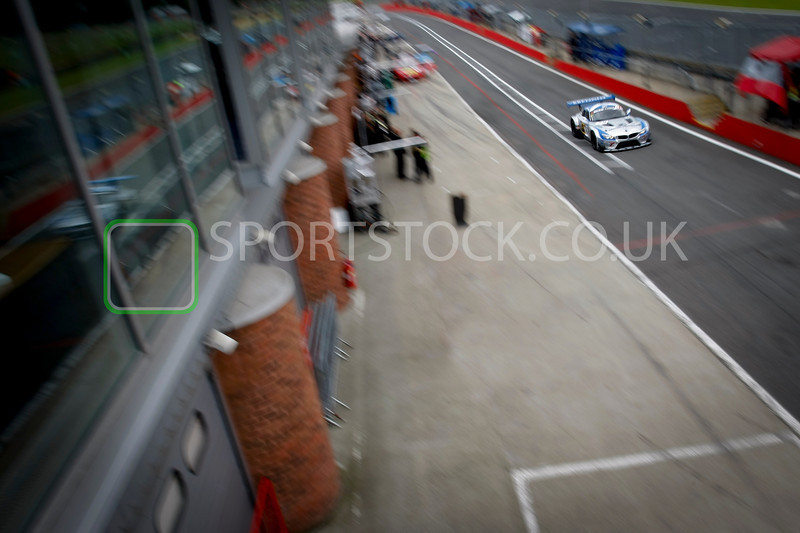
[
  {"xmin": 309, "ymin": 120, "xmax": 348, "ymax": 210},
  {"xmin": 328, "ymin": 93, "xmax": 353, "ymax": 148},
  {"xmin": 330, "ymin": 66, "xmax": 357, "ymax": 210},
  {"xmin": 212, "ymin": 299, "xmax": 340, "ymax": 532},
  {"xmin": 283, "ymin": 171, "xmax": 350, "ymax": 309},
  {"xmin": 336, "ymin": 65, "xmax": 357, "ymax": 124}
]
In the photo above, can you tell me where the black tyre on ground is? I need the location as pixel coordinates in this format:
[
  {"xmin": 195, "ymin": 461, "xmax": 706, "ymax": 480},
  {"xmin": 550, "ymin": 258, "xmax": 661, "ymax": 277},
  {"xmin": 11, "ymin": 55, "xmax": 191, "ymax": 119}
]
[
  {"xmin": 571, "ymin": 120, "xmax": 581, "ymax": 138},
  {"xmin": 591, "ymin": 132, "xmax": 603, "ymax": 152}
]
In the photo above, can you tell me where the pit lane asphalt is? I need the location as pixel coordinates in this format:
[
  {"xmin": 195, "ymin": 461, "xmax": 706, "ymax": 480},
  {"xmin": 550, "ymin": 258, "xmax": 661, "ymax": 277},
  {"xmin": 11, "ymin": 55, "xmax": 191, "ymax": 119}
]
[{"xmin": 384, "ymin": 13, "xmax": 800, "ymax": 421}]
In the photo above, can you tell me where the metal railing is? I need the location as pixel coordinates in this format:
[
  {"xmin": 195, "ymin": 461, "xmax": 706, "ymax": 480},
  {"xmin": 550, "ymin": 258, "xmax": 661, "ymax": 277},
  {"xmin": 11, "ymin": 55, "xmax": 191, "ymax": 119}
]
[{"xmin": 308, "ymin": 293, "xmax": 351, "ymax": 427}]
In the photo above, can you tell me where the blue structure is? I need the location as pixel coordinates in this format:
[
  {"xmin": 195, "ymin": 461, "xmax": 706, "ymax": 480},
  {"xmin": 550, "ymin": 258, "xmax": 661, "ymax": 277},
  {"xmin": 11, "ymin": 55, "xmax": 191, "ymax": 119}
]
[{"xmin": 567, "ymin": 22, "xmax": 627, "ymax": 70}]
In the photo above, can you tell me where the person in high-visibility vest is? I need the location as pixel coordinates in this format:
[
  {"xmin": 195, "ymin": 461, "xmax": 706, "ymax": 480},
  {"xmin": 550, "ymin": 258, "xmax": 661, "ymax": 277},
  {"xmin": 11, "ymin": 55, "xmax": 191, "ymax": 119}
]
[{"xmin": 411, "ymin": 130, "xmax": 432, "ymax": 183}]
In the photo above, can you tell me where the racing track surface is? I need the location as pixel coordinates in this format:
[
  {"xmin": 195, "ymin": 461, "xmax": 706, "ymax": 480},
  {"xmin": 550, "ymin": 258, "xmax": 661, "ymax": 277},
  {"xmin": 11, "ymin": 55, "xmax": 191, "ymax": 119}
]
[
  {"xmin": 383, "ymin": 13, "xmax": 800, "ymax": 422},
  {"xmin": 517, "ymin": 0, "xmax": 800, "ymax": 22}
]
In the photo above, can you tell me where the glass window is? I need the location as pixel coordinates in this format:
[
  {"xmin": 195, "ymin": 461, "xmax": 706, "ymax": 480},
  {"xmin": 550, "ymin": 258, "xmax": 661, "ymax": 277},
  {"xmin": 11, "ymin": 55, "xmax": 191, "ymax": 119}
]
[
  {"xmin": 293, "ymin": 0, "xmax": 322, "ymax": 99},
  {"xmin": 311, "ymin": 0, "xmax": 335, "ymax": 69},
  {"xmin": 181, "ymin": 411, "xmax": 208, "ymax": 474},
  {"xmin": 231, "ymin": 0, "xmax": 285, "ymax": 153},
  {"xmin": 30, "ymin": 0, "xmax": 194, "ymax": 324},
  {"xmin": 140, "ymin": 0, "xmax": 241, "ymax": 240},
  {"xmin": 320, "ymin": 0, "xmax": 337, "ymax": 66},
  {"xmin": 154, "ymin": 471, "xmax": 186, "ymax": 533},
  {"xmin": 269, "ymin": 0, "xmax": 301, "ymax": 127},
  {"xmin": 0, "ymin": 4, "xmax": 139, "ymax": 530}
]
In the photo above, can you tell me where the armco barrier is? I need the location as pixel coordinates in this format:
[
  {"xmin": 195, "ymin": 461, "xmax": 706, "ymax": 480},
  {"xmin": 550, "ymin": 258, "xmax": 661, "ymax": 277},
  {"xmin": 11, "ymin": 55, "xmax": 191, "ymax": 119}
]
[
  {"xmin": 381, "ymin": 4, "xmax": 800, "ymax": 168},
  {"xmin": 710, "ymin": 115, "xmax": 800, "ymax": 166},
  {"xmin": 553, "ymin": 61, "xmax": 695, "ymax": 124}
]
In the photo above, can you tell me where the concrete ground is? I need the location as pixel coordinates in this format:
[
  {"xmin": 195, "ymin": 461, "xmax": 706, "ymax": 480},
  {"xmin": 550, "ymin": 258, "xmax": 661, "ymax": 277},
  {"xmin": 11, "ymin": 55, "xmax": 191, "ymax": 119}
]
[{"xmin": 315, "ymin": 69, "xmax": 800, "ymax": 532}]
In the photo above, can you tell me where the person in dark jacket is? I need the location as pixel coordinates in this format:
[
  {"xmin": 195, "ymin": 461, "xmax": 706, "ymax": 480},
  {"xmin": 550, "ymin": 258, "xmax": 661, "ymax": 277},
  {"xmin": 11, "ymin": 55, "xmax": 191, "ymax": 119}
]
[{"xmin": 388, "ymin": 127, "xmax": 407, "ymax": 179}]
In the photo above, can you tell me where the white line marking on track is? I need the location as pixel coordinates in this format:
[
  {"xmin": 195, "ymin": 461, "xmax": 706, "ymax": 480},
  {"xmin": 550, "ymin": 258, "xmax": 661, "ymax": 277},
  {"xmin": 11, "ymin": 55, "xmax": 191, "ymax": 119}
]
[
  {"xmin": 420, "ymin": 15, "xmax": 800, "ymax": 182},
  {"xmin": 428, "ymin": 64, "xmax": 800, "ymax": 440},
  {"xmin": 511, "ymin": 432, "xmax": 792, "ymax": 533},
  {"xmin": 703, "ymin": 193, "xmax": 744, "ymax": 217},
  {"xmin": 515, "ymin": 432, "xmax": 789, "ymax": 483},
  {"xmin": 606, "ymin": 153, "xmax": 634, "ymax": 170},
  {"xmin": 398, "ymin": 16, "xmax": 615, "ymax": 175},
  {"xmin": 512, "ymin": 471, "xmax": 540, "ymax": 533},
  {"xmin": 784, "ymin": 189, "xmax": 800, "ymax": 200},
  {"xmin": 507, "ymin": 176, "xmax": 516, "ymax": 183}
]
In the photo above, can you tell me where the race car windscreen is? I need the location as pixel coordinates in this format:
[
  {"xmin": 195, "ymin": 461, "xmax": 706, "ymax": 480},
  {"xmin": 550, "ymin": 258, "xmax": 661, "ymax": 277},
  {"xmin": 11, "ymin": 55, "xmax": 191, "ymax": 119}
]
[{"xmin": 591, "ymin": 108, "xmax": 627, "ymax": 121}]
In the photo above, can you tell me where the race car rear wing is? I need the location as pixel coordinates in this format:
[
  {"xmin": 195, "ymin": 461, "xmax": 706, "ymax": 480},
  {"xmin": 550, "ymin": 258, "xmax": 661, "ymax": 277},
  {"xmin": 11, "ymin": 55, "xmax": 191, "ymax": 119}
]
[{"xmin": 566, "ymin": 94, "xmax": 616, "ymax": 109}]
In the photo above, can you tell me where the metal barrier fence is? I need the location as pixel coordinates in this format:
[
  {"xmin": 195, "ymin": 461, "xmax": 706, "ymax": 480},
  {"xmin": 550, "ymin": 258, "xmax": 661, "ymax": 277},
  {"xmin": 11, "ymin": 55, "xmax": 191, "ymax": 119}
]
[{"xmin": 308, "ymin": 293, "xmax": 351, "ymax": 427}]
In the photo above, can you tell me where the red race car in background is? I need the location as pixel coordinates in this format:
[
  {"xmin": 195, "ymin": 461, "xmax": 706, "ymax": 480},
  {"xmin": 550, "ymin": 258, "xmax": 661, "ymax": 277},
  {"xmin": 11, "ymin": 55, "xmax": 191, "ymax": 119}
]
[{"xmin": 391, "ymin": 49, "xmax": 436, "ymax": 82}]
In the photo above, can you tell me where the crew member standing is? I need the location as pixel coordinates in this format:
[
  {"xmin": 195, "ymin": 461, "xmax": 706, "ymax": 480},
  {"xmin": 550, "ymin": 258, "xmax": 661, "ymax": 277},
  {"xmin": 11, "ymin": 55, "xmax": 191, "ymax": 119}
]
[
  {"xmin": 388, "ymin": 127, "xmax": 407, "ymax": 179},
  {"xmin": 411, "ymin": 130, "xmax": 432, "ymax": 183}
]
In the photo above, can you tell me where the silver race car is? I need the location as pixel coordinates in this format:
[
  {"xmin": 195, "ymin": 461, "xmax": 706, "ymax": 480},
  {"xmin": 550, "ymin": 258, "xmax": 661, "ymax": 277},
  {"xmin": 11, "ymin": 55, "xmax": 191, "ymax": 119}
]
[{"xmin": 567, "ymin": 95, "xmax": 651, "ymax": 152}]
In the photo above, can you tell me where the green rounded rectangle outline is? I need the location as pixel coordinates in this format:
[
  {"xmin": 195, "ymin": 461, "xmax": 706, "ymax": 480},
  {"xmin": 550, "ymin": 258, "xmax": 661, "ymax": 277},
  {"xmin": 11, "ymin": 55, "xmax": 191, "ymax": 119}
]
[{"xmin": 103, "ymin": 219, "xmax": 199, "ymax": 314}]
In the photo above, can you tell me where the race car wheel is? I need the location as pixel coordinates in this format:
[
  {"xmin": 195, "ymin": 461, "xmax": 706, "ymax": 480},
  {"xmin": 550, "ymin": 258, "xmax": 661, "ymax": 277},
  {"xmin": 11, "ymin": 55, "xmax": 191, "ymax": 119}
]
[
  {"xmin": 591, "ymin": 133, "xmax": 603, "ymax": 152},
  {"xmin": 570, "ymin": 120, "xmax": 581, "ymax": 138}
]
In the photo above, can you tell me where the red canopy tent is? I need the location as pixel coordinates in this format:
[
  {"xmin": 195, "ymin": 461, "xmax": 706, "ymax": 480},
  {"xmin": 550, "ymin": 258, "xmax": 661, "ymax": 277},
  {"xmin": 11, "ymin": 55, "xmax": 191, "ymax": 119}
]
[
  {"xmin": 735, "ymin": 36, "xmax": 800, "ymax": 110},
  {"xmin": 749, "ymin": 35, "xmax": 800, "ymax": 63}
]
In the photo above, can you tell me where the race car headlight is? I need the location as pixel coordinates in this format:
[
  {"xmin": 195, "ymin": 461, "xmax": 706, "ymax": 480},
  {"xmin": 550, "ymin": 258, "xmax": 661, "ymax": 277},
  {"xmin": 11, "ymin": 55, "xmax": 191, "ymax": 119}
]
[{"xmin": 598, "ymin": 130, "xmax": 613, "ymax": 140}]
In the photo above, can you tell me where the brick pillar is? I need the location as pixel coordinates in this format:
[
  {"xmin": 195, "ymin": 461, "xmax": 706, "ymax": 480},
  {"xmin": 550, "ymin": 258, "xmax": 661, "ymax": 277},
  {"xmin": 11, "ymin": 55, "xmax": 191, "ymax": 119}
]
[
  {"xmin": 336, "ymin": 71, "xmax": 356, "ymax": 119},
  {"xmin": 328, "ymin": 87, "xmax": 354, "ymax": 165},
  {"xmin": 283, "ymin": 155, "xmax": 350, "ymax": 309},
  {"xmin": 213, "ymin": 265, "xmax": 339, "ymax": 532},
  {"xmin": 309, "ymin": 112, "xmax": 348, "ymax": 209}
]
